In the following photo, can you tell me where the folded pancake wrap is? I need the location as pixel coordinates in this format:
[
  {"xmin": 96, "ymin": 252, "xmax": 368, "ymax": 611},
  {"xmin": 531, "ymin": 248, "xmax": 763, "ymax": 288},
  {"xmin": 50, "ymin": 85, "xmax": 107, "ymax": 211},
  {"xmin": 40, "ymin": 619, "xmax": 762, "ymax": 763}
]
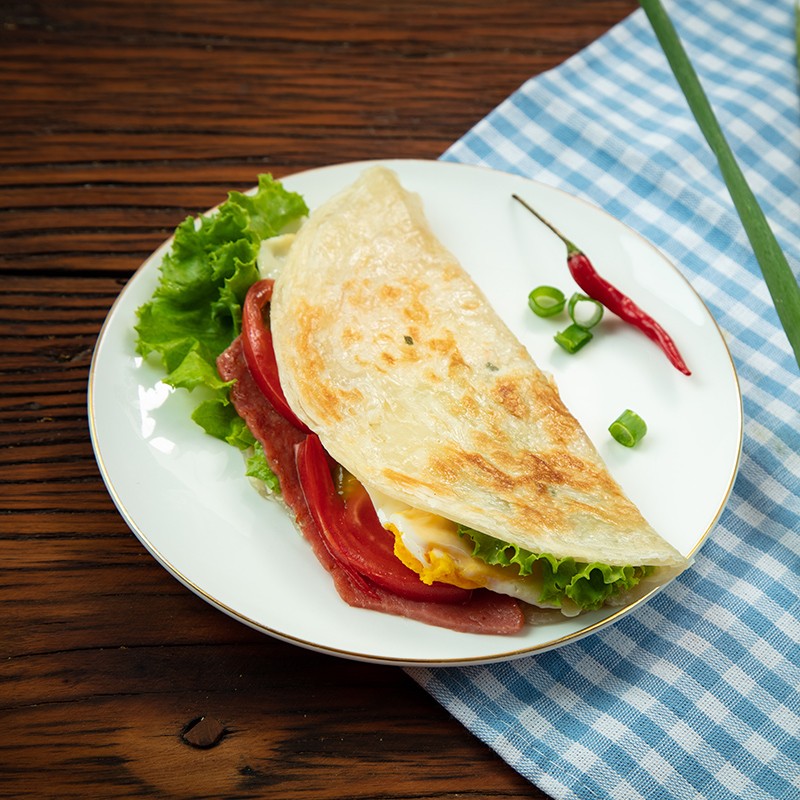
[{"xmin": 271, "ymin": 166, "xmax": 688, "ymax": 573}]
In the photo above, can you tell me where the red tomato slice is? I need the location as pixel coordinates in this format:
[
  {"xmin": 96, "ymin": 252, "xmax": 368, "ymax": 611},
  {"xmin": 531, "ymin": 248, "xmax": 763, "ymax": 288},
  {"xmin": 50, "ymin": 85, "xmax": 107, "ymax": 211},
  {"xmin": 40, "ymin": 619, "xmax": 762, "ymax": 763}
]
[
  {"xmin": 295, "ymin": 434, "xmax": 472, "ymax": 605},
  {"xmin": 241, "ymin": 279, "xmax": 311, "ymax": 434}
]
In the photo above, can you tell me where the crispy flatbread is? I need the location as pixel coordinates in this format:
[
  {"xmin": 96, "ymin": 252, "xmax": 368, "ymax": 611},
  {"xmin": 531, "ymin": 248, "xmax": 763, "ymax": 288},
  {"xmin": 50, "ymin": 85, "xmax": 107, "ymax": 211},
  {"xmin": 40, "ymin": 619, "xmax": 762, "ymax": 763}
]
[{"xmin": 271, "ymin": 166, "xmax": 688, "ymax": 570}]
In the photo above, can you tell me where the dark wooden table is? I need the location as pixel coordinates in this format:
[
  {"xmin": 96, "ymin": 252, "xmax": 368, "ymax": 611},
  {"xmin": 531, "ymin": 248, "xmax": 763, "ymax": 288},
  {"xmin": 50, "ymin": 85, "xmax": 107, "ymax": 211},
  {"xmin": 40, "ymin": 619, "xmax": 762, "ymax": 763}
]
[{"xmin": 1, "ymin": 1, "xmax": 639, "ymax": 796}]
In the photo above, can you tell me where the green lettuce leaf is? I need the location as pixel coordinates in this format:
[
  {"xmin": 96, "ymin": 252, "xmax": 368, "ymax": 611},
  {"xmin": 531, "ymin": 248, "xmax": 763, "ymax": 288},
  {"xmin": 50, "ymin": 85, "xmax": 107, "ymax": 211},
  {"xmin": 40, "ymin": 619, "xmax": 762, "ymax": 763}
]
[
  {"xmin": 134, "ymin": 174, "xmax": 308, "ymax": 493},
  {"xmin": 245, "ymin": 441, "xmax": 282, "ymax": 494},
  {"xmin": 458, "ymin": 525, "xmax": 653, "ymax": 611},
  {"xmin": 136, "ymin": 175, "xmax": 307, "ymax": 366},
  {"xmin": 191, "ymin": 398, "xmax": 255, "ymax": 450}
]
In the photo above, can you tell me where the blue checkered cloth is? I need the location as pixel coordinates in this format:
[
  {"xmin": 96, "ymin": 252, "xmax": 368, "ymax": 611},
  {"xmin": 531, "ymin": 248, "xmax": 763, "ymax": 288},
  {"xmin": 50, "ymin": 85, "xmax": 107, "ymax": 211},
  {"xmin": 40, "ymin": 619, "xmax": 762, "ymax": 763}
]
[{"xmin": 408, "ymin": 1, "xmax": 800, "ymax": 798}]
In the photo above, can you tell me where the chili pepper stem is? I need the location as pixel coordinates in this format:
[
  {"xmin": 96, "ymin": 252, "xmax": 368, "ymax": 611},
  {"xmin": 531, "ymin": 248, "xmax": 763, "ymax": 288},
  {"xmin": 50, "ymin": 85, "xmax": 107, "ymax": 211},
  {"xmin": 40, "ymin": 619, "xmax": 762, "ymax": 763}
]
[{"xmin": 512, "ymin": 193, "xmax": 581, "ymax": 256}]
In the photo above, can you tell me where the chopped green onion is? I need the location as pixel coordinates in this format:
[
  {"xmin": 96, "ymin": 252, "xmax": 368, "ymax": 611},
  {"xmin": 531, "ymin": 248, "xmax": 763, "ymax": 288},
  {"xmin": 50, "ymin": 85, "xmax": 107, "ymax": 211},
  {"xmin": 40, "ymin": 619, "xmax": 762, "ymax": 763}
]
[
  {"xmin": 609, "ymin": 409, "xmax": 647, "ymax": 447},
  {"xmin": 640, "ymin": 0, "xmax": 800, "ymax": 370},
  {"xmin": 528, "ymin": 285, "xmax": 566, "ymax": 317},
  {"xmin": 554, "ymin": 323, "xmax": 593, "ymax": 354},
  {"xmin": 568, "ymin": 292, "xmax": 604, "ymax": 329}
]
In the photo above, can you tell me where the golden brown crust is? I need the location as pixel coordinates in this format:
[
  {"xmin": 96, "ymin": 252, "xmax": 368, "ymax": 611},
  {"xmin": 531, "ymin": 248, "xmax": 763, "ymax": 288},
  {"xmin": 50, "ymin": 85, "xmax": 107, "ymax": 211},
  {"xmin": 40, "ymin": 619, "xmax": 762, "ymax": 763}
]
[{"xmin": 271, "ymin": 166, "xmax": 688, "ymax": 569}]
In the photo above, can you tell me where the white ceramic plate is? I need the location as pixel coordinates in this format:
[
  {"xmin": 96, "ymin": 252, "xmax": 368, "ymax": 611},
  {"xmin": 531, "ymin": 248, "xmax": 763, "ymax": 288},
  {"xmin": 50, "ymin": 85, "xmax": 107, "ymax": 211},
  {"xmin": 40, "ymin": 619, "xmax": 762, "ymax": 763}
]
[{"xmin": 88, "ymin": 159, "xmax": 742, "ymax": 666}]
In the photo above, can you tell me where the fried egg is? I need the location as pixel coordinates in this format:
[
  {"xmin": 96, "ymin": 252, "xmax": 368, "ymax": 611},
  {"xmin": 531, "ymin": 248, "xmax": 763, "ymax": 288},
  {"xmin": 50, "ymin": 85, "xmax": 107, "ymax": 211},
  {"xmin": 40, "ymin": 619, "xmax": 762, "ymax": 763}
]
[{"xmin": 366, "ymin": 486, "xmax": 551, "ymax": 608}]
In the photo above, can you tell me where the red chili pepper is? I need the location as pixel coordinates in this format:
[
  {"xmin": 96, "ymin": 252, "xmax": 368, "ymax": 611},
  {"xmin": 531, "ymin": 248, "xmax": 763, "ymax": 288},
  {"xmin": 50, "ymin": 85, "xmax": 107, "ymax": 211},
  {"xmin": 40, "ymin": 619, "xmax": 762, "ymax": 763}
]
[
  {"xmin": 513, "ymin": 194, "xmax": 691, "ymax": 376},
  {"xmin": 295, "ymin": 433, "xmax": 472, "ymax": 604},
  {"xmin": 241, "ymin": 279, "xmax": 312, "ymax": 432}
]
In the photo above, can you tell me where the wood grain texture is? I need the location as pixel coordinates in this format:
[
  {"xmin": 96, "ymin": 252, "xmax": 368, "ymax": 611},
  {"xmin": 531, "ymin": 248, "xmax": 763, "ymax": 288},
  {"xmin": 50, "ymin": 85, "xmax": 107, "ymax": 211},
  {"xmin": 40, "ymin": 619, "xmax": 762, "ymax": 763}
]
[{"xmin": 1, "ymin": 1, "xmax": 639, "ymax": 797}]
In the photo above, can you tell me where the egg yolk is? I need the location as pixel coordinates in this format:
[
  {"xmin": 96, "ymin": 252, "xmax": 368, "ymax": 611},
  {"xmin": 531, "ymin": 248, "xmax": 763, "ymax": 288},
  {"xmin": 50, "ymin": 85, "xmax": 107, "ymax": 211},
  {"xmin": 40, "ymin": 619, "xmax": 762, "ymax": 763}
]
[{"xmin": 388, "ymin": 523, "xmax": 483, "ymax": 590}]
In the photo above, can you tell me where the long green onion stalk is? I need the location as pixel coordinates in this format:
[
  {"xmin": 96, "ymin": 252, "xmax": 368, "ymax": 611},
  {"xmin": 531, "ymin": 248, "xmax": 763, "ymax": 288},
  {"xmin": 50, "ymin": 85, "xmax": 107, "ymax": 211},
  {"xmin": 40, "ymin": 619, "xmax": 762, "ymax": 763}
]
[
  {"xmin": 639, "ymin": 0, "xmax": 800, "ymax": 371},
  {"xmin": 797, "ymin": 0, "xmax": 800, "ymax": 77}
]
